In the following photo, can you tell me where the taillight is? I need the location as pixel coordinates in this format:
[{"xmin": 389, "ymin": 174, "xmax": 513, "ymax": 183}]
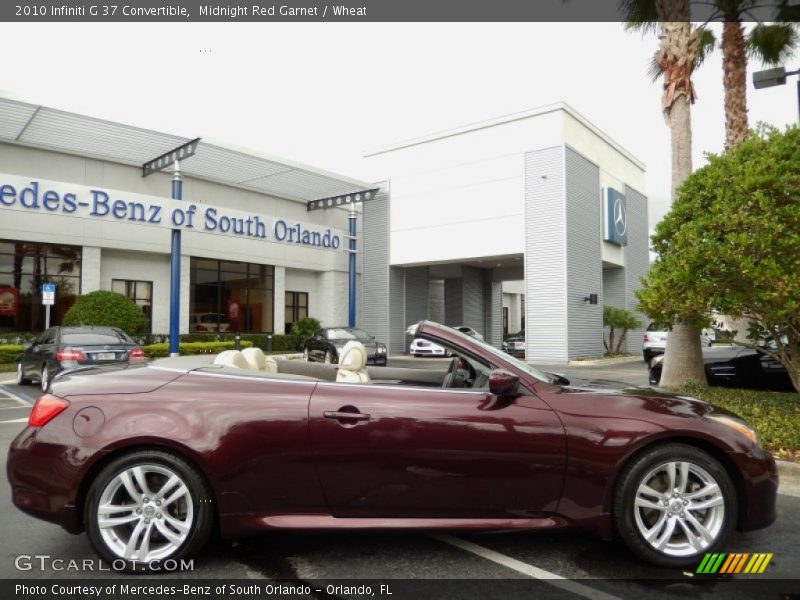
[
  {"xmin": 129, "ymin": 347, "xmax": 146, "ymax": 361},
  {"xmin": 56, "ymin": 349, "xmax": 86, "ymax": 361},
  {"xmin": 28, "ymin": 394, "xmax": 70, "ymax": 427},
  {"xmin": 643, "ymin": 334, "xmax": 650, "ymax": 343}
]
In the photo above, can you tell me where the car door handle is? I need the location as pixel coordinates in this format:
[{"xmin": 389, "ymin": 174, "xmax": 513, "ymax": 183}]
[{"xmin": 323, "ymin": 410, "xmax": 371, "ymax": 421}]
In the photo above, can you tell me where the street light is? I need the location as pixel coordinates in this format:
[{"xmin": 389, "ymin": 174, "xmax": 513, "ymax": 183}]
[{"xmin": 753, "ymin": 66, "xmax": 800, "ymax": 121}]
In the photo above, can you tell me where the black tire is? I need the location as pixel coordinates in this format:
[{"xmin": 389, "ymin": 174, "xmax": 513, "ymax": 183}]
[
  {"xmin": 84, "ymin": 450, "xmax": 214, "ymax": 573},
  {"xmin": 40, "ymin": 364, "xmax": 50, "ymax": 392},
  {"xmin": 324, "ymin": 349, "xmax": 337, "ymax": 364},
  {"xmin": 16, "ymin": 362, "xmax": 31, "ymax": 385},
  {"xmin": 643, "ymin": 350, "xmax": 652, "ymax": 363},
  {"xmin": 613, "ymin": 443, "xmax": 737, "ymax": 568}
]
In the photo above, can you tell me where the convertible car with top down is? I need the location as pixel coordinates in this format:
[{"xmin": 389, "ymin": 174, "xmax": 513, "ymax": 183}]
[{"xmin": 7, "ymin": 321, "xmax": 777, "ymax": 572}]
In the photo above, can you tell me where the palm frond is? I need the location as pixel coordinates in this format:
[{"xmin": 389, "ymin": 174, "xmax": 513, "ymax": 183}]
[
  {"xmin": 620, "ymin": 0, "xmax": 659, "ymax": 33},
  {"xmin": 647, "ymin": 54, "xmax": 664, "ymax": 82},
  {"xmin": 695, "ymin": 26, "xmax": 718, "ymax": 70},
  {"xmin": 776, "ymin": 0, "xmax": 800, "ymax": 23},
  {"xmin": 746, "ymin": 23, "xmax": 799, "ymax": 66}
]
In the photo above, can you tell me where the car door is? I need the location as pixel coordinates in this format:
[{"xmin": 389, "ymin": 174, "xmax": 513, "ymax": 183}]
[
  {"xmin": 308, "ymin": 381, "xmax": 566, "ymax": 519},
  {"xmin": 24, "ymin": 328, "xmax": 55, "ymax": 379},
  {"xmin": 307, "ymin": 330, "xmax": 323, "ymax": 361}
]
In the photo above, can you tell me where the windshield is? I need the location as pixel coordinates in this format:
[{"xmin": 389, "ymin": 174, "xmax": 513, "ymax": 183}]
[
  {"xmin": 61, "ymin": 331, "xmax": 132, "ymax": 344},
  {"xmin": 328, "ymin": 328, "xmax": 372, "ymax": 341},
  {"xmin": 431, "ymin": 326, "xmax": 552, "ymax": 384}
]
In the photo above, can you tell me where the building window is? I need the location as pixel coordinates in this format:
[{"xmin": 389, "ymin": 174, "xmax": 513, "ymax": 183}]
[
  {"xmin": 284, "ymin": 291, "xmax": 308, "ymax": 333},
  {"xmin": 189, "ymin": 259, "xmax": 274, "ymax": 333},
  {"xmin": 112, "ymin": 279, "xmax": 153, "ymax": 333},
  {"xmin": 0, "ymin": 240, "xmax": 81, "ymax": 333}
]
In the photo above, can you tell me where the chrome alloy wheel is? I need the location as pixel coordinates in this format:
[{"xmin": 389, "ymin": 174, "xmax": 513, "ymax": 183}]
[
  {"xmin": 96, "ymin": 464, "xmax": 194, "ymax": 562},
  {"xmin": 633, "ymin": 461, "xmax": 725, "ymax": 557}
]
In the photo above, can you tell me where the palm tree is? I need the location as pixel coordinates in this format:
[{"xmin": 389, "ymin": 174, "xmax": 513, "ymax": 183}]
[{"xmin": 622, "ymin": 0, "xmax": 709, "ymax": 385}]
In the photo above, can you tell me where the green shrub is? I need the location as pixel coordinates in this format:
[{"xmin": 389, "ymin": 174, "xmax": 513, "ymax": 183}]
[
  {"xmin": 141, "ymin": 340, "xmax": 253, "ymax": 359},
  {"xmin": 63, "ymin": 291, "xmax": 148, "ymax": 336},
  {"xmin": 290, "ymin": 317, "xmax": 321, "ymax": 347},
  {"xmin": 0, "ymin": 344, "xmax": 24, "ymax": 364},
  {"xmin": 173, "ymin": 333, "xmax": 299, "ymax": 352},
  {"xmin": 681, "ymin": 383, "xmax": 800, "ymax": 461}
]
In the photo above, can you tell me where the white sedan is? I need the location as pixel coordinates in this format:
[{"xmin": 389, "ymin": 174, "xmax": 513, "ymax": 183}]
[{"xmin": 409, "ymin": 338, "xmax": 449, "ymax": 357}]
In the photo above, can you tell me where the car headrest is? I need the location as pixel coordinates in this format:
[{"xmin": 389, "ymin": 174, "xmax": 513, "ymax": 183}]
[
  {"xmin": 213, "ymin": 350, "xmax": 249, "ymax": 369},
  {"xmin": 338, "ymin": 340, "xmax": 367, "ymax": 372},
  {"xmin": 241, "ymin": 347, "xmax": 267, "ymax": 370}
]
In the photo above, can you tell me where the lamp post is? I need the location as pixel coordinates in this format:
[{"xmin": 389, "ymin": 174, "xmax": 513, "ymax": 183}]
[{"xmin": 753, "ymin": 66, "xmax": 800, "ymax": 122}]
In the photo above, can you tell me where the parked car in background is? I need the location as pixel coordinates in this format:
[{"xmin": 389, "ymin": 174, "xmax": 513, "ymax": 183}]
[
  {"xmin": 7, "ymin": 319, "xmax": 776, "ymax": 571},
  {"xmin": 502, "ymin": 334, "xmax": 525, "ymax": 358},
  {"xmin": 453, "ymin": 326, "xmax": 484, "ymax": 341},
  {"xmin": 410, "ymin": 338, "xmax": 449, "ymax": 357},
  {"xmin": 649, "ymin": 342, "xmax": 794, "ymax": 391},
  {"xmin": 190, "ymin": 313, "xmax": 230, "ymax": 333},
  {"xmin": 303, "ymin": 327, "xmax": 387, "ymax": 365},
  {"xmin": 643, "ymin": 323, "xmax": 714, "ymax": 362},
  {"xmin": 16, "ymin": 326, "xmax": 146, "ymax": 392}
]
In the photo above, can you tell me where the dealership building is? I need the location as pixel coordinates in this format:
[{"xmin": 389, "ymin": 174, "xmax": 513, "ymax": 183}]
[{"xmin": 0, "ymin": 97, "xmax": 648, "ymax": 362}]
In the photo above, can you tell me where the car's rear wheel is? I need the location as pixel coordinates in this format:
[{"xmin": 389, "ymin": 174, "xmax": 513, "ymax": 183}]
[
  {"xmin": 613, "ymin": 443, "xmax": 736, "ymax": 568},
  {"xmin": 16, "ymin": 362, "xmax": 31, "ymax": 385},
  {"xmin": 85, "ymin": 450, "xmax": 213, "ymax": 573}
]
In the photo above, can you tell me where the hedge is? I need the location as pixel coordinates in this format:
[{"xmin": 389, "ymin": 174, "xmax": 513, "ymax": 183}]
[
  {"xmin": 171, "ymin": 333, "xmax": 300, "ymax": 352},
  {"xmin": 681, "ymin": 383, "xmax": 800, "ymax": 461},
  {"xmin": 0, "ymin": 345, "xmax": 24, "ymax": 364},
  {"xmin": 141, "ymin": 340, "xmax": 253, "ymax": 359}
]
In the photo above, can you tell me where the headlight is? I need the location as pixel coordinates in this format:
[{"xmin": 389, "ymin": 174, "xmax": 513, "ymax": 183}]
[
  {"xmin": 377, "ymin": 346, "xmax": 386, "ymax": 354},
  {"xmin": 708, "ymin": 414, "xmax": 760, "ymax": 446}
]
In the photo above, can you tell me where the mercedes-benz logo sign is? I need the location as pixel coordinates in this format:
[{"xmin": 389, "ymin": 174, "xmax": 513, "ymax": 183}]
[{"xmin": 613, "ymin": 197, "xmax": 627, "ymax": 237}]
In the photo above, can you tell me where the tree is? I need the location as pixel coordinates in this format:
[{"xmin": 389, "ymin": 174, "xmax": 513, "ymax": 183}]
[
  {"xmin": 63, "ymin": 291, "xmax": 148, "ymax": 336},
  {"xmin": 603, "ymin": 306, "xmax": 644, "ymax": 354},
  {"xmin": 637, "ymin": 126, "xmax": 800, "ymax": 392},
  {"xmin": 290, "ymin": 316, "xmax": 321, "ymax": 347},
  {"xmin": 623, "ymin": 0, "xmax": 708, "ymax": 386}
]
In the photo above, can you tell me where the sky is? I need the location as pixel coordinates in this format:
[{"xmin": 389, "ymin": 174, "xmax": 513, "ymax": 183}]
[{"xmin": 2, "ymin": 22, "xmax": 798, "ymax": 229}]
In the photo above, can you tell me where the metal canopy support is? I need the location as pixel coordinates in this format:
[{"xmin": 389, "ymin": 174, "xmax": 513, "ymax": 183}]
[
  {"xmin": 308, "ymin": 188, "xmax": 381, "ymax": 328},
  {"xmin": 142, "ymin": 139, "xmax": 200, "ymax": 357}
]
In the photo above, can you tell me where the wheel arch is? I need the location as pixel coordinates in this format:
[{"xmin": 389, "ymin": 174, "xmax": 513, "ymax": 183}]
[
  {"xmin": 75, "ymin": 441, "xmax": 219, "ymax": 535},
  {"xmin": 605, "ymin": 436, "xmax": 747, "ymax": 533}
]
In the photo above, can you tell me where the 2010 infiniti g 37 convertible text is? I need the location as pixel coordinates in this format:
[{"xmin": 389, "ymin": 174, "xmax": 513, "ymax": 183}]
[{"xmin": 7, "ymin": 321, "xmax": 777, "ymax": 572}]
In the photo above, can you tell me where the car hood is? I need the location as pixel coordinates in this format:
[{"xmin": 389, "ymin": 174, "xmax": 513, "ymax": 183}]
[{"xmin": 330, "ymin": 339, "xmax": 381, "ymax": 352}]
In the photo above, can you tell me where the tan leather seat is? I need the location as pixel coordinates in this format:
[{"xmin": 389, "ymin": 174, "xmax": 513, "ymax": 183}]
[
  {"xmin": 336, "ymin": 341, "xmax": 371, "ymax": 384},
  {"xmin": 213, "ymin": 350, "xmax": 249, "ymax": 369},
  {"xmin": 241, "ymin": 347, "xmax": 278, "ymax": 373}
]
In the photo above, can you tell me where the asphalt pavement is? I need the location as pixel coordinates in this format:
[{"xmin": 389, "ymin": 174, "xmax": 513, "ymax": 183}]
[{"xmin": 0, "ymin": 361, "xmax": 797, "ymax": 598}]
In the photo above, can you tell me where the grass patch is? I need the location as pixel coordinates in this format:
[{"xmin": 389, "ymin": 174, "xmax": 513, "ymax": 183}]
[{"xmin": 681, "ymin": 383, "xmax": 800, "ymax": 462}]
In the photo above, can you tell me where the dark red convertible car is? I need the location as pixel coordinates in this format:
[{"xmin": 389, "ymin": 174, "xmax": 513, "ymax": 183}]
[{"xmin": 7, "ymin": 321, "xmax": 777, "ymax": 572}]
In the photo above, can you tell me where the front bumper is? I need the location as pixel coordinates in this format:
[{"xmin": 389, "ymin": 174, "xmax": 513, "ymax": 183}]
[{"xmin": 736, "ymin": 447, "xmax": 779, "ymax": 532}]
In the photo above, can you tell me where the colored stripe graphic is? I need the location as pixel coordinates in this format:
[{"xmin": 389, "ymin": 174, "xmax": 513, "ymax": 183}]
[{"xmin": 697, "ymin": 552, "xmax": 772, "ymax": 574}]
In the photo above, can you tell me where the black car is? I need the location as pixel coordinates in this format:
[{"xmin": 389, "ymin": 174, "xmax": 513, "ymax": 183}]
[
  {"xmin": 303, "ymin": 327, "xmax": 387, "ymax": 365},
  {"xmin": 649, "ymin": 344, "xmax": 793, "ymax": 391},
  {"xmin": 16, "ymin": 326, "xmax": 146, "ymax": 392}
]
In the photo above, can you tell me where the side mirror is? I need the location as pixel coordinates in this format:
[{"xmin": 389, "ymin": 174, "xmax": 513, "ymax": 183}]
[
  {"xmin": 21, "ymin": 342, "xmax": 32, "ymax": 350},
  {"xmin": 489, "ymin": 369, "xmax": 520, "ymax": 396}
]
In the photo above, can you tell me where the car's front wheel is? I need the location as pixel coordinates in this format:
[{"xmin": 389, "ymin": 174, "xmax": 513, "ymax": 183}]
[
  {"xmin": 16, "ymin": 362, "xmax": 31, "ymax": 385},
  {"xmin": 85, "ymin": 450, "xmax": 213, "ymax": 573},
  {"xmin": 613, "ymin": 443, "xmax": 736, "ymax": 568}
]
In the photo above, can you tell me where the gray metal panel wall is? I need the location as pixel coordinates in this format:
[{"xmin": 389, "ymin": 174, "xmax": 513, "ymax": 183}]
[
  {"xmin": 565, "ymin": 147, "xmax": 604, "ymax": 359},
  {"xmin": 602, "ymin": 267, "xmax": 626, "ymax": 308},
  {"xmin": 429, "ymin": 280, "xmax": 445, "ymax": 323},
  {"xmin": 484, "ymin": 272, "xmax": 503, "ymax": 349},
  {"xmin": 389, "ymin": 267, "xmax": 406, "ymax": 354},
  {"xmin": 525, "ymin": 147, "xmax": 568, "ymax": 363},
  {"xmin": 404, "ymin": 266, "xmax": 430, "ymax": 351},
  {"xmin": 444, "ymin": 278, "xmax": 464, "ymax": 326},
  {"xmin": 462, "ymin": 266, "xmax": 485, "ymax": 334},
  {"xmin": 361, "ymin": 183, "xmax": 391, "ymax": 346},
  {"xmin": 624, "ymin": 185, "xmax": 649, "ymax": 352}
]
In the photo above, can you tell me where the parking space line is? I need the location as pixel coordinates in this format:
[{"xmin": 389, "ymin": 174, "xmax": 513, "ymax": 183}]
[
  {"xmin": 432, "ymin": 534, "xmax": 621, "ymax": 600},
  {"xmin": 0, "ymin": 417, "xmax": 28, "ymax": 424},
  {"xmin": 0, "ymin": 385, "xmax": 34, "ymax": 405}
]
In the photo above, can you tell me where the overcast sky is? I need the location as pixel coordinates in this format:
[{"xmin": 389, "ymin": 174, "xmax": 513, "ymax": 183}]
[{"xmin": 2, "ymin": 22, "xmax": 798, "ymax": 229}]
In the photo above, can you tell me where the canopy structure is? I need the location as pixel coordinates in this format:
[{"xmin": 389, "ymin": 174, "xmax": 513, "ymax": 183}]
[{"xmin": 0, "ymin": 96, "xmax": 373, "ymax": 202}]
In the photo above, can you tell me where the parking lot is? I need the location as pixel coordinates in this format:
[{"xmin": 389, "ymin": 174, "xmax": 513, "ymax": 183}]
[{"xmin": 0, "ymin": 360, "xmax": 797, "ymax": 598}]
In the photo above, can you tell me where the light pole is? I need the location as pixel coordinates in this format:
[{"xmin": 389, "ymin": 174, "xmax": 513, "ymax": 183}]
[{"xmin": 753, "ymin": 66, "xmax": 800, "ymax": 122}]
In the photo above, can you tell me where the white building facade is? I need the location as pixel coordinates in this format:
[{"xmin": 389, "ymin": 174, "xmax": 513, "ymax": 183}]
[
  {"xmin": 0, "ymin": 97, "xmax": 371, "ymax": 338},
  {"xmin": 361, "ymin": 104, "xmax": 649, "ymax": 362}
]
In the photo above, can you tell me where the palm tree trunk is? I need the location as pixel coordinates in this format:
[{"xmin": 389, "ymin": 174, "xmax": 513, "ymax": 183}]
[
  {"xmin": 722, "ymin": 20, "xmax": 749, "ymax": 149},
  {"xmin": 656, "ymin": 16, "xmax": 708, "ymax": 388}
]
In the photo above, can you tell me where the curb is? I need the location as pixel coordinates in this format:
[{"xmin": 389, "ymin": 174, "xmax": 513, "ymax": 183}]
[
  {"xmin": 567, "ymin": 355, "xmax": 642, "ymax": 367},
  {"xmin": 777, "ymin": 459, "xmax": 800, "ymax": 479}
]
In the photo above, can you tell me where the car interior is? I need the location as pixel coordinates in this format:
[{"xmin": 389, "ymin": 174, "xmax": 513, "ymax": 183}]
[{"xmin": 207, "ymin": 341, "xmax": 492, "ymax": 390}]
